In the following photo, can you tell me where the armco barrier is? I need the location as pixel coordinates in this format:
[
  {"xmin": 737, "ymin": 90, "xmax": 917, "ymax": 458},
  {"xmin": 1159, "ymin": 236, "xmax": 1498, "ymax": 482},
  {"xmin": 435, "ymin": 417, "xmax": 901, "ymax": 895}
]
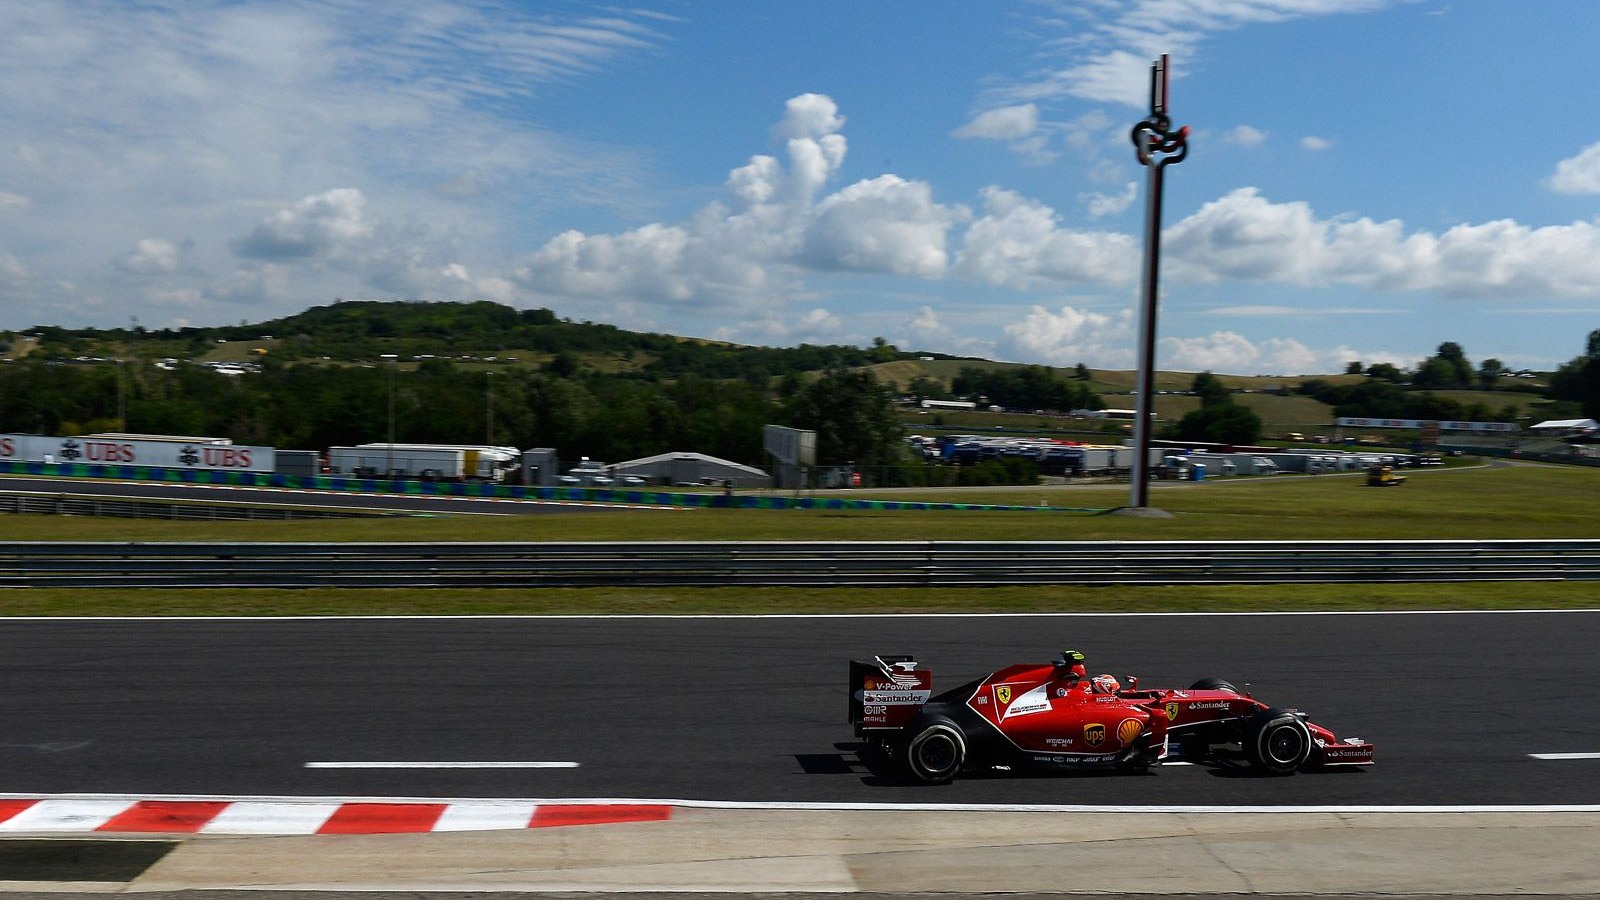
[
  {"xmin": 1, "ymin": 540, "xmax": 1597, "ymax": 588},
  {"xmin": 0, "ymin": 460, "xmax": 1103, "ymax": 513}
]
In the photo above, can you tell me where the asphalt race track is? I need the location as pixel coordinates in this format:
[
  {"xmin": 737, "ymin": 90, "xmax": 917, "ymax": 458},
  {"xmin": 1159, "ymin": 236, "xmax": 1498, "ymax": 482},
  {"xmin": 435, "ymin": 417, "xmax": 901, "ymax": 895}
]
[{"xmin": 4, "ymin": 611, "xmax": 1599, "ymax": 807}]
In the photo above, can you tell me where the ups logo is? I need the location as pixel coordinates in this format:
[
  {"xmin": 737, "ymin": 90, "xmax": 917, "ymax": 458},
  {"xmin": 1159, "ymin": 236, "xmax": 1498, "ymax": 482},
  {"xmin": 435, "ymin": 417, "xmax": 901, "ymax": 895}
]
[
  {"xmin": 1084, "ymin": 723, "xmax": 1106, "ymax": 747},
  {"xmin": 995, "ymin": 685, "xmax": 1012, "ymax": 705}
]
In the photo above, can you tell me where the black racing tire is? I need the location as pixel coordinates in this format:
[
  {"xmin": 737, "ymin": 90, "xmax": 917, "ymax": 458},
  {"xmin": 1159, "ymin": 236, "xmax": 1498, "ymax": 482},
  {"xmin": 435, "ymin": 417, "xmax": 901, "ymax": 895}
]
[
  {"xmin": 1189, "ymin": 677, "xmax": 1240, "ymax": 694},
  {"xmin": 1246, "ymin": 707, "xmax": 1313, "ymax": 775},
  {"xmin": 904, "ymin": 718, "xmax": 966, "ymax": 785}
]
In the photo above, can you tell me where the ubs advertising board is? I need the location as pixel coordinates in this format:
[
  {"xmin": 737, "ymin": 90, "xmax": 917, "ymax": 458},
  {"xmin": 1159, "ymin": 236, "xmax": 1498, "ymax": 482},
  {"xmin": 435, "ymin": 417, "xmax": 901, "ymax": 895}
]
[{"xmin": 0, "ymin": 434, "xmax": 276, "ymax": 473}]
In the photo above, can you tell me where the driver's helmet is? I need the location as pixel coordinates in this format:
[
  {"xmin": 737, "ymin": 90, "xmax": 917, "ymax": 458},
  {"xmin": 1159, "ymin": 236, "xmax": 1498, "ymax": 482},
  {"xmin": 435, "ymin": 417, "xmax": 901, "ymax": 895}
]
[{"xmin": 1091, "ymin": 673, "xmax": 1121, "ymax": 694}]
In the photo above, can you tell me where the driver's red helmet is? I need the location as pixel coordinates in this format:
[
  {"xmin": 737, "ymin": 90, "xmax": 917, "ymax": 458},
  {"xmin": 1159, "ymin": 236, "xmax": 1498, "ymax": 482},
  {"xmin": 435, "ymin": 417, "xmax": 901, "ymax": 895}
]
[{"xmin": 1092, "ymin": 673, "xmax": 1120, "ymax": 693}]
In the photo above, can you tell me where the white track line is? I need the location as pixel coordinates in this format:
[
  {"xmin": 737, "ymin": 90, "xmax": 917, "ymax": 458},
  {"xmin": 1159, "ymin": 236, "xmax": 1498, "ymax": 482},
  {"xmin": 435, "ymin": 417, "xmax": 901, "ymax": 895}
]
[
  {"xmin": 5, "ymin": 609, "xmax": 1600, "ymax": 622},
  {"xmin": 4, "ymin": 792, "xmax": 1600, "ymax": 815},
  {"xmin": 305, "ymin": 761, "xmax": 579, "ymax": 769},
  {"xmin": 1530, "ymin": 752, "xmax": 1600, "ymax": 760}
]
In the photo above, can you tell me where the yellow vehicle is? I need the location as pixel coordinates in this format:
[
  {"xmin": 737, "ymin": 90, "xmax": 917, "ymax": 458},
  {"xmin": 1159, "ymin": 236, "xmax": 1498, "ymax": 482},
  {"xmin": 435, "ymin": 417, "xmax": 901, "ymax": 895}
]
[{"xmin": 1366, "ymin": 464, "xmax": 1407, "ymax": 487}]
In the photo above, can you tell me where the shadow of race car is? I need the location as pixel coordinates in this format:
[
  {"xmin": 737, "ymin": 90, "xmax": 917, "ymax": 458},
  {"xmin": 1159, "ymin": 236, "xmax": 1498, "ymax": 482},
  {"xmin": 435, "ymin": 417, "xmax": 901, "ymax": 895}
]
[{"xmin": 849, "ymin": 649, "xmax": 1373, "ymax": 784}]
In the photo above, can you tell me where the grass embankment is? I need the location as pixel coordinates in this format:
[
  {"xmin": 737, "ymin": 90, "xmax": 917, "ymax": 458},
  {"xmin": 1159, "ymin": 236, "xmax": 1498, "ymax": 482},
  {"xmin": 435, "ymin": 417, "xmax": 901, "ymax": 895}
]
[{"xmin": 0, "ymin": 462, "xmax": 1595, "ymax": 615}]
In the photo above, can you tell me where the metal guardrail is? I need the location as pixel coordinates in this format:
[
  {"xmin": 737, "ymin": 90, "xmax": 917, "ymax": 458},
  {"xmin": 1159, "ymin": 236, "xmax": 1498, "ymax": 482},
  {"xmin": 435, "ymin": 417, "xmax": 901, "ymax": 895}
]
[{"xmin": 1, "ymin": 540, "xmax": 1597, "ymax": 588}]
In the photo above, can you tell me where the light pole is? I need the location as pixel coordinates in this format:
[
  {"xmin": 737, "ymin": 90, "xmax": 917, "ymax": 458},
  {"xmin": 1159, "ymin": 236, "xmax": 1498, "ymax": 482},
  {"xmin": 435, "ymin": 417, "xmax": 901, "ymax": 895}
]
[
  {"xmin": 1126, "ymin": 54, "xmax": 1189, "ymax": 510},
  {"xmin": 380, "ymin": 353, "xmax": 398, "ymax": 476}
]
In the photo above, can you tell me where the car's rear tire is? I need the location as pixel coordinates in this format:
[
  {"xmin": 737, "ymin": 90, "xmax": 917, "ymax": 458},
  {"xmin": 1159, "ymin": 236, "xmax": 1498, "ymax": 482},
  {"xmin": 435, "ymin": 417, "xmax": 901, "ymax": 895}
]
[
  {"xmin": 905, "ymin": 719, "xmax": 966, "ymax": 784},
  {"xmin": 1247, "ymin": 707, "xmax": 1312, "ymax": 775},
  {"xmin": 1189, "ymin": 677, "xmax": 1240, "ymax": 694}
]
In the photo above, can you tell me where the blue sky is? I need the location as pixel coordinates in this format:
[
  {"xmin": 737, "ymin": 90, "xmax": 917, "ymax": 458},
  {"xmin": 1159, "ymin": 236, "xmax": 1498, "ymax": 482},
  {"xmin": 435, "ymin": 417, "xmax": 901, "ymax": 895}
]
[{"xmin": 3, "ymin": 0, "xmax": 1599, "ymax": 375}]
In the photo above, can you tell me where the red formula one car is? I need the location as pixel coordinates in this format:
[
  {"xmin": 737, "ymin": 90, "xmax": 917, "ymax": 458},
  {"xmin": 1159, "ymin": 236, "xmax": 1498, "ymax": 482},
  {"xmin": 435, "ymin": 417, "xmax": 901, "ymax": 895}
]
[{"xmin": 849, "ymin": 650, "xmax": 1373, "ymax": 784}]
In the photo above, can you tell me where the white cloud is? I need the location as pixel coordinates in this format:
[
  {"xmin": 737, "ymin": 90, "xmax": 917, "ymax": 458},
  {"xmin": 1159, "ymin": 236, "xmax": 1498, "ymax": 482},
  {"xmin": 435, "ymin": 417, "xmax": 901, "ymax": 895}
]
[
  {"xmin": 802, "ymin": 176, "xmax": 963, "ymax": 277},
  {"xmin": 1165, "ymin": 187, "xmax": 1600, "ymax": 299},
  {"xmin": 773, "ymin": 93, "xmax": 846, "ymax": 140},
  {"xmin": 1207, "ymin": 305, "xmax": 1303, "ymax": 317},
  {"xmin": 116, "ymin": 238, "xmax": 181, "ymax": 274},
  {"xmin": 1160, "ymin": 331, "xmax": 1319, "ymax": 374},
  {"xmin": 1548, "ymin": 141, "xmax": 1600, "ymax": 195},
  {"xmin": 797, "ymin": 307, "xmax": 844, "ymax": 334},
  {"xmin": 1164, "ymin": 188, "xmax": 1325, "ymax": 283},
  {"xmin": 519, "ymin": 223, "xmax": 698, "ymax": 306},
  {"xmin": 233, "ymin": 188, "xmax": 372, "ymax": 261},
  {"xmin": 953, "ymin": 104, "xmax": 1039, "ymax": 140},
  {"xmin": 712, "ymin": 306, "xmax": 844, "ymax": 345},
  {"xmin": 1300, "ymin": 135, "xmax": 1334, "ymax": 151},
  {"xmin": 0, "ymin": 1, "xmax": 669, "ymax": 327},
  {"xmin": 517, "ymin": 94, "xmax": 967, "ymax": 315},
  {"xmin": 1207, "ymin": 304, "xmax": 1395, "ymax": 317},
  {"xmin": 907, "ymin": 305, "xmax": 942, "ymax": 337},
  {"xmin": 956, "ymin": 187, "xmax": 1138, "ymax": 290},
  {"xmin": 0, "ymin": 253, "xmax": 29, "ymax": 281},
  {"xmin": 1223, "ymin": 125, "xmax": 1268, "ymax": 148},
  {"xmin": 994, "ymin": 1, "xmax": 1399, "ymax": 108},
  {"xmin": 1000, "ymin": 303, "xmax": 1135, "ymax": 368},
  {"xmin": 1083, "ymin": 181, "xmax": 1139, "ymax": 218}
]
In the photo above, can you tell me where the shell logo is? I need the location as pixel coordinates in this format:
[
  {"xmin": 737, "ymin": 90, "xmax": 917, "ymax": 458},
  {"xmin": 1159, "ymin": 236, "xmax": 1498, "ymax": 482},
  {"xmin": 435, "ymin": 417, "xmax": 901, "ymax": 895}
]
[{"xmin": 1117, "ymin": 718, "xmax": 1143, "ymax": 746}]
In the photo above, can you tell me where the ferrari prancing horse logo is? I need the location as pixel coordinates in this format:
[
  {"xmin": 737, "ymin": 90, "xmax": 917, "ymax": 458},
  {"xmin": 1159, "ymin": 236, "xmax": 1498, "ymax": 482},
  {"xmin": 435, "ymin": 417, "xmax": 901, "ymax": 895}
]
[
  {"xmin": 1165, "ymin": 702, "xmax": 1180, "ymax": 721},
  {"xmin": 1084, "ymin": 723, "xmax": 1106, "ymax": 747},
  {"xmin": 995, "ymin": 685, "xmax": 1012, "ymax": 705}
]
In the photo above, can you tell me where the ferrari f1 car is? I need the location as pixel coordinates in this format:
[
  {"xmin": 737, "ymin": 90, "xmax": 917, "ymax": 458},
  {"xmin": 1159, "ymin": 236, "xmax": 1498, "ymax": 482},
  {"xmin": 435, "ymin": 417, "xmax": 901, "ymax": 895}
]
[{"xmin": 849, "ymin": 650, "xmax": 1373, "ymax": 784}]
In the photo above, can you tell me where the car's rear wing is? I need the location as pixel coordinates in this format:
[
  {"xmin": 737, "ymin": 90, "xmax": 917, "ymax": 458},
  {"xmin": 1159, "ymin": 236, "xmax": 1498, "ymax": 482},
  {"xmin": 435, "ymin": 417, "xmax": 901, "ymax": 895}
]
[{"xmin": 849, "ymin": 655, "xmax": 933, "ymax": 736}]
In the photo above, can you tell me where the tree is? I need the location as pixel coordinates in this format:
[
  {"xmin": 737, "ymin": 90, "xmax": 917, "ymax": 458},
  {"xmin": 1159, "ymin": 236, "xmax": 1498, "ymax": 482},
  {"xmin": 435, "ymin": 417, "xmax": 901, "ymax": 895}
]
[
  {"xmin": 1162, "ymin": 371, "xmax": 1261, "ymax": 444},
  {"xmin": 1414, "ymin": 342, "xmax": 1473, "ymax": 388},
  {"xmin": 1167, "ymin": 403, "xmax": 1262, "ymax": 445},
  {"xmin": 1344, "ymin": 361, "xmax": 1363, "ymax": 375},
  {"xmin": 1549, "ymin": 330, "xmax": 1600, "ymax": 419},
  {"xmin": 907, "ymin": 375, "xmax": 948, "ymax": 401},
  {"xmin": 1365, "ymin": 362, "xmax": 1403, "ymax": 382},
  {"xmin": 1191, "ymin": 371, "xmax": 1231, "ymax": 407},
  {"xmin": 1477, "ymin": 358, "xmax": 1505, "ymax": 389},
  {"xmin": 1411, "ymin": 357, "xmax": 1459, "ymax": 389},
  {"xmin": 785, "ymin": 370, "xmax": 905, "ymax": 468}
]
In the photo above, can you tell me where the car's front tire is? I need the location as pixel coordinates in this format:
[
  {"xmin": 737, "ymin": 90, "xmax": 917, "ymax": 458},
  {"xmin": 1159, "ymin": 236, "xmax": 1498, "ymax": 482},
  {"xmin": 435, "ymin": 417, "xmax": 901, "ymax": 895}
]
[
  {"xmin": 905, "ymin": 719, "xmax": 966, "ymax": 784},
  {"xmin": 1247, "ymin": 707, "xmax": 1312, "ymax": 775}
]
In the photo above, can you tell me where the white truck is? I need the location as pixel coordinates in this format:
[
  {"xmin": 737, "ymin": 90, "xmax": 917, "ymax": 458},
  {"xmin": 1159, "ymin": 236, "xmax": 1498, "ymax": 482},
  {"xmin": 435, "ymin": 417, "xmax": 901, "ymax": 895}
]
[
  {"xmin": 351, "ymin": 443, "xmax": 520, "ymax": 481},
  {"xmin": 327, "ymin": 445, "xmax": 466, "ymax": 481}
]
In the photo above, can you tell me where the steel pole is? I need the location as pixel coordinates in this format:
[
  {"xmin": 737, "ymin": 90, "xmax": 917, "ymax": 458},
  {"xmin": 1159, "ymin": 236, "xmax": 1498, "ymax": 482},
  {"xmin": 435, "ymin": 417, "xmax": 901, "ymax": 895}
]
[
  {"xmin": 1125, "ymin": 54, "xmax": 1187, "ymax": 511},
  {"xmin": 1130, "ymin": 160, "xmax": 1166, "ymax": 508}
]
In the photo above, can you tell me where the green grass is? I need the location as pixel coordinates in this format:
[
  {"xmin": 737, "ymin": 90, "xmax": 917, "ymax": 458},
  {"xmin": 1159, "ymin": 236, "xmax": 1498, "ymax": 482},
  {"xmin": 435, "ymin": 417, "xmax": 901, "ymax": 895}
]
[
  {"xmin": 4, "ymin": 460, "xmax": 1592, "ymax": 542},
  {"xmin": 1, "ymin": 461, "xmax": 1596, "ymax": 615},
  {"xmin": 0, "ymin": 582, "xmax": 1591, "ymax": 617}
]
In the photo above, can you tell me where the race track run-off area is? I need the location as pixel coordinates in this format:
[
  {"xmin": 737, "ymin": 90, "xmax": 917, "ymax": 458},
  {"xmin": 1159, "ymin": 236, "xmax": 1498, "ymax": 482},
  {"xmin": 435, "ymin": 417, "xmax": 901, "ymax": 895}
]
[{"xmin": 3, "ymin": 609, "xmax": 1600, "ymax": 829}]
